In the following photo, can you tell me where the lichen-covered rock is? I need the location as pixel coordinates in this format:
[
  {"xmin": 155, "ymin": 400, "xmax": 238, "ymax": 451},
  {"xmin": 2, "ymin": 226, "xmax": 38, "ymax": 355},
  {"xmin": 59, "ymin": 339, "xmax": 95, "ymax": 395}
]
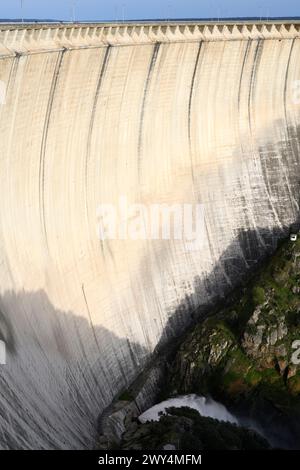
[
  {"xmin": 165, "ymin": 237, "xmax": 300, "ymax": 448},
  {"xmin": 168, "ymin": 318, "xmax": 236, "ymax": 394}
]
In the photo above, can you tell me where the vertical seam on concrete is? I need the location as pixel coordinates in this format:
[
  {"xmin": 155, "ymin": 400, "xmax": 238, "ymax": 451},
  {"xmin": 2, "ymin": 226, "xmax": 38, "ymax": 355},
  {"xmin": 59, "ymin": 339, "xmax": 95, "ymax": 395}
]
[
  {"xmin": 6, "ymin": 54, "xmax": 20, "ymax": 93},
  {"xmin": 81, "ymin": 284, "xmax": 102, "ymax": 357},
  {"xmin": 137, "ymin": 42, "xmax": 161, "ymax": 180},
  {"xmin": 39, "ymin": 49, "xmax": 65, "ymax": 251},
  {"xmin": 246, "ymin": 40, "xmax": 276, "ymax": 243},
  {"xmin": 81, "ymin": 283, "xmax": 114, "ymax": 394},
  {"xmin": 85, "ymin": 45, "xmax": 111, "ymax": 212},
  {"xmin": 248, "ymin": 40, "xmax": 283, "ymax": 232},
  {"xmin": 248, "ymin": 39, "xmax": 263, "ymax": 138},
  {"xmin": 283, "ymin": 38, "xmax": 299, "ymax": 215},
  {"xmin": 2, "ymin": 55, "xmax": 20, "ymax": 287},
  {"xmin": 238, "ymin": 39, "xmax": 251, "ymax": 110},
  {"xmin": 84, "ymin": 46, "xmax": 111, "ymax": 258},
  {"xmin": 284, "ymin": 38, "xmax": 296, "ymax": 126},
  {"xmin": 188, "ymin": 41, "xmax": 203, "ymax": 180},
  {"xmin": 237, "ymin": 40, "xmax": 253, "ymax": 260},
  {"xmin": 71, "ymin": 316, "xmax": 104, "ymax": 397}
]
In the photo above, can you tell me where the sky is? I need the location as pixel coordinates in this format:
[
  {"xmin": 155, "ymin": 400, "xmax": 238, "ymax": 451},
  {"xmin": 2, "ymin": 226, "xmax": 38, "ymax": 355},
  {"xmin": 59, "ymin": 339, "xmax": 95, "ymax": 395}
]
[{"xmin": 0, "ymin": 0, "xmax": 299, "ymax": 22}]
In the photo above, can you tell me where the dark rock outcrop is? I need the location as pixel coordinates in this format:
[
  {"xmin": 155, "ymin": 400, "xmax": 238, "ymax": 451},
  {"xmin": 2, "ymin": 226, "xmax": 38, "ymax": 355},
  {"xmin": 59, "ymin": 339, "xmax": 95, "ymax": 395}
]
[
  {"xmin": 120, "ymin": 406, "xmax": 269, "ymax": 450},
  {"xmin": 165, "ymin": 237, "xmax": 300, "ymax": 448}
]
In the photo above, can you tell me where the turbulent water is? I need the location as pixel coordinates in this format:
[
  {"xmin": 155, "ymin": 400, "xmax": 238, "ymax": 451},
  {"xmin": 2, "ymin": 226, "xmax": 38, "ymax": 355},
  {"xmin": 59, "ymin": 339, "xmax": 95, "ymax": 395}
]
[{"xmin": 139, "ymin": 394, "xmax": 239, "ymax": 424}]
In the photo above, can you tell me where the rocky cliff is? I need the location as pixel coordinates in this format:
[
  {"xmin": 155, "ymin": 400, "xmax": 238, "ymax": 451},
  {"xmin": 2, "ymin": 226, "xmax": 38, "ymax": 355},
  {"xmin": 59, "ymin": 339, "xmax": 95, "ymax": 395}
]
[{"xmin": 166, "ymin": 237, "xmax": 300, "ymax": 448}]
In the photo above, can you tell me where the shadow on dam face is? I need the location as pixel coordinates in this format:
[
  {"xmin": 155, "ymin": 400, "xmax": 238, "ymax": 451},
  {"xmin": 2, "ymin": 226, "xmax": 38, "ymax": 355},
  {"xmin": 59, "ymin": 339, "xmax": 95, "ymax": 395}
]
[
  {"xmin": 0, "ymin": 289, "xmax": 149, "ymax": 449},
  {"xmin": 155, "ymin": 221, "xmax": 300, "ymax": 352},
  {"xmin": 0, "ymin": 223, "xmax": 299, "ymax": 449}
]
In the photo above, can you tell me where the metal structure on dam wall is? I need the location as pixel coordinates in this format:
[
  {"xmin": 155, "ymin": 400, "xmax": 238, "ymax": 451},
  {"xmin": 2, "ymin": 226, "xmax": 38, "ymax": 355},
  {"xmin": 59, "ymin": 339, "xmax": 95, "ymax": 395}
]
[{"xmin": 0, "ymin": 21, "xmax": 300, "ymax": 449}]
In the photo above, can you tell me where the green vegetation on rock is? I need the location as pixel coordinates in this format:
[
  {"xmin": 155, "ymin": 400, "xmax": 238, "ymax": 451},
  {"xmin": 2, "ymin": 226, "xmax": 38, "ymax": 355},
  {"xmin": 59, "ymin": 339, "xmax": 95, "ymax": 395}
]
[
  {"xmin": 164, "ymin": 236, "xmax": 300, "ymax": 448},
  {"xmin": 120, "ymin": 407, "xmax": 269, "ymax": 450},
  {"xmin": 252, "ymin": 286, "xmax": 266, "ymax": 306},
  {"xmin": 119, "ymin": 390, "xmax": 134, "ymax": 402},
  {"xmin": 107, "ymin": 236, "xmax": 300, "ymax": 451}
]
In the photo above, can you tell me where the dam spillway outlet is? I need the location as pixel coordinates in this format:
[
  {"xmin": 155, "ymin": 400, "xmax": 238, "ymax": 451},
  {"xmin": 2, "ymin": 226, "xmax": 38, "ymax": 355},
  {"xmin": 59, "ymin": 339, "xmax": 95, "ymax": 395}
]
[{"xmin": 0, "ymin": 21, "xmax": 300, "ymax": 449}]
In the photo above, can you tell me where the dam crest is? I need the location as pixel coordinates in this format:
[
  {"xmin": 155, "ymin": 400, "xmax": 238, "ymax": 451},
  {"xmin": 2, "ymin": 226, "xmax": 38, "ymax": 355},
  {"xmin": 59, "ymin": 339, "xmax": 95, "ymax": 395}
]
[{"xmin": 1, "ymin": 21, "xmax": 300, "ymax": 56}]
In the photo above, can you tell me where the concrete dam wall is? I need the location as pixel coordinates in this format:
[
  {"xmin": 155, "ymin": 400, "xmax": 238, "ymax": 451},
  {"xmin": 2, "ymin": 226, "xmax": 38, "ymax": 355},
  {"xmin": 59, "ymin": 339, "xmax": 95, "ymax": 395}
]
[{"xmin": 0, "ymin": 22, "xmax": 300, "ymax": 449}]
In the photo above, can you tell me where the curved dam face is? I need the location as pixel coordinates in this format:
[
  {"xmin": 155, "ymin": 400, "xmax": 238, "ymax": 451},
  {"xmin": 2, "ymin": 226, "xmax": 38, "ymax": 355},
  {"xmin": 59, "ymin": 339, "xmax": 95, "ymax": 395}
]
[{"xmin": 0, "ymin": 22, "xmax": 300, "ymax": 449}]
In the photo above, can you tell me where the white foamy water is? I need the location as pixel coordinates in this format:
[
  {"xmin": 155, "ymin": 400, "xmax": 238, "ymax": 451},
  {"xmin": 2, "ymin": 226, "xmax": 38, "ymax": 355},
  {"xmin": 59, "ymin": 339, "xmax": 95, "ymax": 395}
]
[{"xmin": 139, "ymin": 394, "xmax": 239, "ymax": 424}]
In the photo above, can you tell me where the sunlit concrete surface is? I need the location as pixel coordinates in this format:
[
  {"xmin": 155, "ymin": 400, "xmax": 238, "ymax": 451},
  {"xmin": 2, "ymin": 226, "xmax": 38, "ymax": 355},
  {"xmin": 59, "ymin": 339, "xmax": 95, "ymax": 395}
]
[{"xmin": 0, "ymin": 22, "xmax": 300, "ymax": 449}]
